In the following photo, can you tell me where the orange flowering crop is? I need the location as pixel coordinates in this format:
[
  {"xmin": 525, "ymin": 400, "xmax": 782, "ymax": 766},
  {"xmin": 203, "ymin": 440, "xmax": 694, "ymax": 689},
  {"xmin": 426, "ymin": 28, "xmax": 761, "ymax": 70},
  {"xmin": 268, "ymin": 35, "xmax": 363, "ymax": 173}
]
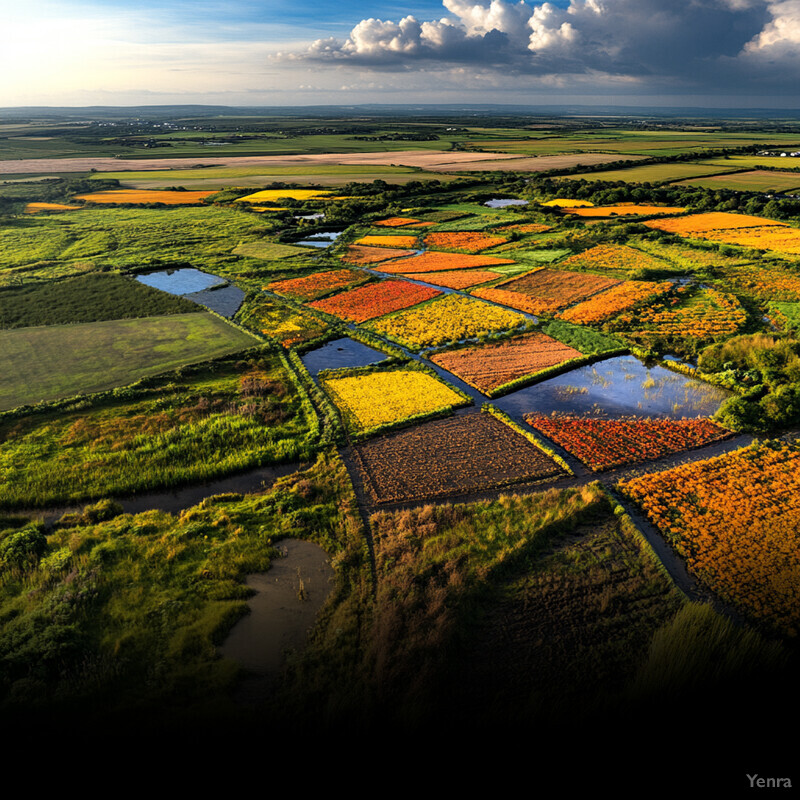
[
  {"xmin": 560, "ymin": 244, "xmax": 669, "ymax": 274},
  {"xmin": 355, "ymin": 235, "xmax": 419, "ymax": 248},
  {"xmin": 559, "ymin": 280, "xmax": 672, "ymax": 324},
  {"xmin": 405, "ymin": 269, "xmax": 500, "ymax": 289},
  {"xmin": 620, "ymin": 442, "xmax": 800, "ymax": 636},
  {"xmin": 379, "ymin": 251, "xmax": 515, "ymax": 274},
  {"xmin": 340, "ymin": 244, "xmax": 417, "ymax": 265},
  {"xmin": 266, "ymin": 269, "xmax": 366, "ymax": 300},
  {"xmin": 423, "ymin": 231, "xmax": 509, "ymax": 253},
  {"xmin": 527, "ymin": 414, "xmax": 730, "ymax": 471}
]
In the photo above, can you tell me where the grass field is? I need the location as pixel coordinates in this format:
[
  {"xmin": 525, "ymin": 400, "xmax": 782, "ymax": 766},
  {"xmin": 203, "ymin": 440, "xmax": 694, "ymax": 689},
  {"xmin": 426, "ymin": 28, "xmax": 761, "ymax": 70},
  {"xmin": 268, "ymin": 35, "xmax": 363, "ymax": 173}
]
[
  {"xmin": 701, "ymin": 156, "xmax": 800, "ymax": 170},
  {"xmin": 0, "ymin": 312, "xmax": 259, "ymax": 410},
  {"xmin": 672, "ymin": 169, "xmax": 800, "ymax": 192},
  {"xmin": 563, "ymin": 162, "xmax": 738, "ymax": 184}
]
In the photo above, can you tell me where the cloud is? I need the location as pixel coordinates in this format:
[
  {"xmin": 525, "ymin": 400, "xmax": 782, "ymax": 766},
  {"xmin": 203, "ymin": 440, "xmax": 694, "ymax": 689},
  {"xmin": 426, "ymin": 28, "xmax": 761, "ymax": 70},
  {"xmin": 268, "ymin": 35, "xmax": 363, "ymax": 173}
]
[{"xmin": 290, "ymin": 0, "xmax": 800, "ymax": 95}]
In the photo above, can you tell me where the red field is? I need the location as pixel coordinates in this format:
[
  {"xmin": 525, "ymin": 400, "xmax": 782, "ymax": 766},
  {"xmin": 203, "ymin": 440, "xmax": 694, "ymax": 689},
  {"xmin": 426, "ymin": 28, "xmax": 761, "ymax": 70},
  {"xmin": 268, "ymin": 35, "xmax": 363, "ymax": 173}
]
[
  {"xmin": 308, "ymin": 279, "xmax": 441, "ymax": 322},
  {"xmin": 266, "ymin": 269, "xmax": 366, "ymax": 300},
  {"xmin": 525, "ymin": 415, "xmax": 731, "ymax": 471}
]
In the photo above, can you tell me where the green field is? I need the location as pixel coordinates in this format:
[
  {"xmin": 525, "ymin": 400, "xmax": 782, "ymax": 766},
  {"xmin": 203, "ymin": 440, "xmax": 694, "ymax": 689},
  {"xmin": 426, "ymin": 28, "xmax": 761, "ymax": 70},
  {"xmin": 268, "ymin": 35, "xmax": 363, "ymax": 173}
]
[
  {"xmin": 0, "ymin": 312, "xmax": 259, "ymax": 410},
  {"xmin": 672, "ymin": 169, "xmax": 800, "ymax": 192},
  {"xmin": 563, "ymin": 162, "xmax": 738, "ymax": 183},
  {"xmin": 0, "ymin": 272, "xmax": 199, "ymax": 329},
  {"xmin": 0, "ymin": 206, "xmax": 279, "ymax": 277},
  {"xmin": 701, "ymin": 155, "xmax": 800, "ymax": 170}
]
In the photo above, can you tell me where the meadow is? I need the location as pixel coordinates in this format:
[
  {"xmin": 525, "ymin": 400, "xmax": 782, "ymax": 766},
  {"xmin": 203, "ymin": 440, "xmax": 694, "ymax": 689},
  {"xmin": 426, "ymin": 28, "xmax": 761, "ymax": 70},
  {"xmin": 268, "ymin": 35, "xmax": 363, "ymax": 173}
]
[{"xmin": 0, "ymin": 313, "xmax": 259, "ymax": 410}]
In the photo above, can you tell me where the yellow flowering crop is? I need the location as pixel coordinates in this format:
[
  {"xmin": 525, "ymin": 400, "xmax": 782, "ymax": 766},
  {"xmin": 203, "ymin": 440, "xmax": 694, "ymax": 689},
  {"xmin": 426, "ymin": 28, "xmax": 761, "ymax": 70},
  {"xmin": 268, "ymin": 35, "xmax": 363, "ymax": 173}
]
[{"xmin": 321, "ymin": 369, "xmax": 468, "ymax": 431}]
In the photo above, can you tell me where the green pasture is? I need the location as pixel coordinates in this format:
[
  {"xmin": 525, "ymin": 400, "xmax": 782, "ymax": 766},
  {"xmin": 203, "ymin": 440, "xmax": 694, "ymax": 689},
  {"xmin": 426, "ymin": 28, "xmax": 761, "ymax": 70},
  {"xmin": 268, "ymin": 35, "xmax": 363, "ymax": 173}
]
[
  {"xmin": 672, "ymin": 169, "xmax": 800, "ymax": 193},
  {"xmin": 563, "ymin": 162, "xmax": 738, "ymax": 184},
  {"xmin": 0, "ymin": 312, "xmax": 259, "ymax": 410}
]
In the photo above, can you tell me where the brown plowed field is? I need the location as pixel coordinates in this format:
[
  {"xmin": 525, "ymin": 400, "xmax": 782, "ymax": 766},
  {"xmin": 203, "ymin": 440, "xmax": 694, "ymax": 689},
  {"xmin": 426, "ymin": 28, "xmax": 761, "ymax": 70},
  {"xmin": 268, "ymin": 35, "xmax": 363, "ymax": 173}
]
[
  {"xmin": 430, "ymin": 333, "xmax": 582, "ymax": 393},
  {"xmin": 351, "ymin": 412, "xmax": 564, "ymax": 503}
]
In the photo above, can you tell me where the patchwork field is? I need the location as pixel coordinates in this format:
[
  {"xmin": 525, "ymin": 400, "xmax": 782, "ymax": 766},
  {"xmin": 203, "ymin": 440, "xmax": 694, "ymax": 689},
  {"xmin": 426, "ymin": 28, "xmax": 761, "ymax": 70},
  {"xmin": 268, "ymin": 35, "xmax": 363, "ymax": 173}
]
[
  {"xmin": 352, "ymin": 411, "xmax": 564, "ymax": 503},
  {"xmin": 621, "ymin": 442, "xmax": 800, "ymax": 636},
  {"xmin": 407, "ymin": 269, "xmax": 500, "ymax": 289},
  {"xmin": 355, "ymin": 234, "xmax": 419, "ymax": 249},
  {"xmin": 320, "ymin": 368, "xmax": 469, "ymax": 434},
  {"xmin": 473, "ymin": 269, "xmax": 621, "ymax": 315},
  {"xmin": 559, "ymin": 245, "xmax": 671, "ymax": 276},
  {"xmin": 267, "ymin": 269, "xmax": 368, "ymax": 300},
  {"xmin": 341, "ymin": 244, "xmax": 418, "ymax": 265},
  {"xmin": 0, "ymin": 312, "xmax": 259, "ymax": 411},
  {"xmin": 429, "ymin": 332, "xmax": 582, "ymax": 394},
  {"xmin": 379, "ymin": 251, "xmax": 516, "ymax": 274},
  {"xmin": 308, "ymin": 279, "xmax": 441, "ymax": 322},
  {"xmin": 423, "ymin": 231, "xmax": 509, "ymax": 252},
  {"xmin": 559, "ymin": 280, "xmax": 673, "ymax": 324},
  {"xmin": 367, "ymin": 294, "xmax": 527, "ymax": 350},
  {"xmin": 526, "ymin": 415, "xmax": 731, "ymax": 471},
  {"xmin": 432, "ymin": 153, "xmax": 646, "ymax": 172}
]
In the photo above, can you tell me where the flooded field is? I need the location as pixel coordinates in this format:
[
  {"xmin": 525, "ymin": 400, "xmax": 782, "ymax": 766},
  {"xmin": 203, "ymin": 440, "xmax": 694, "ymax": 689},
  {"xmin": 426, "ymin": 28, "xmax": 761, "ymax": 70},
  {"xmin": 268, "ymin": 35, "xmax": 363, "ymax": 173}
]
[
  {"xmin": 184, "ymin": 284, "xmax": 245, "ymax": 318},
  {"xmin": 136, "ymin": 267, "xmax": 225, "ymax": 295},
  {"xmin": 296, "ymin": 230, "xmax": 343, "ymax": 248},
  {"xmin": 484, "ymin": 198, "xmax": 528, "ymax": 208},
  {"xmin": 301, "ymin": 336, "xmax": 388, "ymax": 376},
  {"xmin": 495, "ymin": 355, "xmax": 730, "ymax": 420}
]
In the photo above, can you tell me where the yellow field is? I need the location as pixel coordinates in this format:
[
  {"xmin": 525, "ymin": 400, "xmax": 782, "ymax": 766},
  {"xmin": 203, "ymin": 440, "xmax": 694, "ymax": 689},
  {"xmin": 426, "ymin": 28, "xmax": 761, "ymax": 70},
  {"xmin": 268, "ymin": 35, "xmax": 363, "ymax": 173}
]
[
  {"xmin": 321, "ymin": 369, "xmax": 467, "ymax": 431},
  {"xmin": 73, "ymin": 189, "xmax": 216, "ymax": 205},
  {"xmin": 541, "ymin": 198, "xmax": 594, "ymax": 208},
  {"xmin": 235, "ymin": 189, "xmax": 332, "ymax": 203}
]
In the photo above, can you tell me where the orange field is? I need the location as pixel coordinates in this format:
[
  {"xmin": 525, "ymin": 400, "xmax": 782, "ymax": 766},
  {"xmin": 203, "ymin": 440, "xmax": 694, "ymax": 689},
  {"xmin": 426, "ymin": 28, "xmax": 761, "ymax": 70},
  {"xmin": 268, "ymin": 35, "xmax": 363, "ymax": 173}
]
[
  {"xmin": 643, "ymin": 211, "xmax": 785, "ymax": 234},
  {"xmin": 621, "ymin": 442, "xmax": 800, "ymax": 636},
  {"xmin": 373, "ymin": 216, "xmax": 422, "ymax": 227},
  {"xmin": 355, "ymin": 234, "xmax": 419, "ymax": 248},
  {"xmin": 24, "ymin": 202, "xmax": 83, "ymax": 214},
  {"xmin": 340, "ymin": 244, "xmax": 417, "ymax": 265},
  {"xmin": 473, "ymin": 269, "xmax": 620, "ymax": 315},
  {"xmin": 423, "ymin": 231, "xmax": 508, "ymax": 253},
  {"xmin": 407, "ymin": 270, "xmax": 500, "ymax": 289},
  {"xmin": 266, "ymin": 269, "xmax": 366, "ymax": 300},
  {"xmin": 563, "ymin": 204, "xmax": 685, "ymax": 218},
  {"xmin": 73, "ymin": 189, "xmax": 217, "ymax": 205},
  {"xmin": 560, "ymin": 244, "xmax": 669, "ymax": 274},
  {"xmin": 379, "ymin": 251, "xmax": 515, "ymax": 274},
  {"xmin": 559, "ymin": 280, "xmax": 672, "ymax": 324},
  {"xmin": 429, "ymin": 332, "xmax": 582, "ymax": 393}
]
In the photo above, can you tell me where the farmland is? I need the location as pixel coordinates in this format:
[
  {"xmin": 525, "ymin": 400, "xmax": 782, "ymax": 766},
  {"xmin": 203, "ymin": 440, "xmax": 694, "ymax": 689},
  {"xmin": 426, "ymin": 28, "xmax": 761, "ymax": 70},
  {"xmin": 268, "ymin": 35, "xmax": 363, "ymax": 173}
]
[
  {"xmin": 1, "ymin": 109, "xmax": 799, "ymax": 750},
  {"xmin": 0, "ymin": 313, "xmax": 259, "ymax": 410}
]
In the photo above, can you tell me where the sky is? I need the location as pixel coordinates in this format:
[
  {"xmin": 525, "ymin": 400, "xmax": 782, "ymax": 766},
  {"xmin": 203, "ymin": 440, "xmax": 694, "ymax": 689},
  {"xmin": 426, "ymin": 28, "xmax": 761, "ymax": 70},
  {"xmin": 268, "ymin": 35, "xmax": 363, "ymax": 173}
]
[{"xmin": 2, "ymin": 0, "xmax": 800, "ymax": 108}]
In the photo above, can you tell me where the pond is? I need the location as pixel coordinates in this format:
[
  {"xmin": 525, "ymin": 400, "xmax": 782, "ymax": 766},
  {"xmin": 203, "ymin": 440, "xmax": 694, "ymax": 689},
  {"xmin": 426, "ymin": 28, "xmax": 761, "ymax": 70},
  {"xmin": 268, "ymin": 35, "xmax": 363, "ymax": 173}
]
[
  {"xmin": 301, "ymin": 336, "xmax": 387, "ymax": 376},
  {"xmin": 494, "ymin": 355, "xmax": 730, "ymax": 420},
  {"xmin": 184, "ymin": 284, "xmax": 246, "ymax": 318},
  {"xmin": 296, "ymin": 230, "xmax": 343, "ymax": 248},
  {"xmin": 218, "ymin": 539, "xmax": 334, "ymax": 702},
  {"xmin": 484, "ymin": 198, "xmax": 528, "ymax": 208},
  {"xmin": 135, "ymin": 267, "xmax": 225, "ymax": 295}
]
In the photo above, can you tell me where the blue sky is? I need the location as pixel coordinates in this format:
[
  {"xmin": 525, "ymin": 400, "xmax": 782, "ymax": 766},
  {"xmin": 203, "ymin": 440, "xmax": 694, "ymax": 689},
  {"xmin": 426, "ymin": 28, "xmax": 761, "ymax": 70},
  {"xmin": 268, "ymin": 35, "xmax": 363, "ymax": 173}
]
[{"xmin": 2, "ymin": 0, "xmax": 798, "ymax": 108}]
